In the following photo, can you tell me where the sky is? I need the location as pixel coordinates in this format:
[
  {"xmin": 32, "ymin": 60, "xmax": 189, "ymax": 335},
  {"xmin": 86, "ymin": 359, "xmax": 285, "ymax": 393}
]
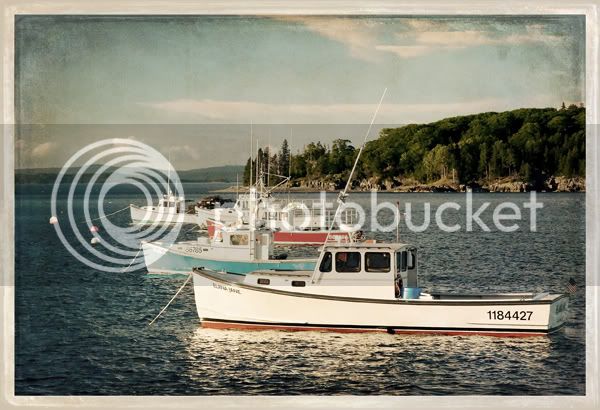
[{"xmin": 15, "ymin": 15, "xmax": 585, "ymax": 169}]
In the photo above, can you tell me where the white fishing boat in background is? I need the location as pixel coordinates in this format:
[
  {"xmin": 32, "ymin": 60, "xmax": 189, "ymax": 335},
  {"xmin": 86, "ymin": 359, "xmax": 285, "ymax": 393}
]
[
  {"xmin": 207, "ymin": 218, "xmax": 357, "ymax": 245},
  {"xmin": 192, "ymin": 242, "xmax": 570, "ymax": 337},
  {"xmin": 130, "ymin": 191, "xmax": 197, "ymax": 224},
  {"xmin": 143, "ymin": 224, "xmax": 317, "ymax": 275},
  {"xmin": 198, "ymin": 184, "xmax": 360, "ymax": 244}
]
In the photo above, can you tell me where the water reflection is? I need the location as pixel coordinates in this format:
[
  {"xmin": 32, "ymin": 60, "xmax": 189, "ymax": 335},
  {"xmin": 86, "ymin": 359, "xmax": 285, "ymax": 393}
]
[{"xmin": 182, "ymin": 327, "xmax": 580, "ymax": 395}]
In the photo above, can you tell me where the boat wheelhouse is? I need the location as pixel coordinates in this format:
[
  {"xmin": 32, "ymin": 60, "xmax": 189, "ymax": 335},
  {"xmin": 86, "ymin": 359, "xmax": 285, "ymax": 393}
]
[{"xmin": 130, "ymin": 192, "xmax": 196, "ymax": 224}]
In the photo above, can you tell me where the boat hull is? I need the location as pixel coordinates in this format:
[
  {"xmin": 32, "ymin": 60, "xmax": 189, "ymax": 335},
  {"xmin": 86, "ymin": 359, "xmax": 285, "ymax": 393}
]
[
  {"xmin": 192, "ymin": 269, "xmax": 570, "ymax": 337},
  {"xmin": 142, "ymin": 241, "xmax": 316, "ymax": 275},
  {"xmin": 130, "ymin": 204, "xmax": 197, "ymax": 224}
]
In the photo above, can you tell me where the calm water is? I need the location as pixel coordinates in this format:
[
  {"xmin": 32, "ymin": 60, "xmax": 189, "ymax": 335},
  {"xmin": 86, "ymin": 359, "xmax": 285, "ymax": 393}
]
[{"xmin": 14, "ymin": 184, "xmax": 585, "ymax": 395}]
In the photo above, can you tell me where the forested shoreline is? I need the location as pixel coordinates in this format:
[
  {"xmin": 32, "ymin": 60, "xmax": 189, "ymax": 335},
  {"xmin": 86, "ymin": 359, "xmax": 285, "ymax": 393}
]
[{"xmin": 243, "ymin": 105, "xmax": 585, "ymax": 192}]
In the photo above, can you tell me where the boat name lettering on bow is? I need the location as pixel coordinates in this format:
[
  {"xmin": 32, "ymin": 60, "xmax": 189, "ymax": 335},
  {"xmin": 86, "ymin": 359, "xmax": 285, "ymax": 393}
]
[
  {"xmin": 212, "ymin": 283, "xmax": 241, "ymax": 294},
  {"xmin": 555, "ymin": 302, "xmax": 568, "ymax": 314},
  {"xmin": 487, "ymin": 310, "xmax": 533, "ymax": 321}
]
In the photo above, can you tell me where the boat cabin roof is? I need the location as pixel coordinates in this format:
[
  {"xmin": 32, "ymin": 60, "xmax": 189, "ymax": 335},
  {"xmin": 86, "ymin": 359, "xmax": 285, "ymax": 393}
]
[{"xmin": 321, "ymin": 242, "xmax": 410, "ymax": 252}]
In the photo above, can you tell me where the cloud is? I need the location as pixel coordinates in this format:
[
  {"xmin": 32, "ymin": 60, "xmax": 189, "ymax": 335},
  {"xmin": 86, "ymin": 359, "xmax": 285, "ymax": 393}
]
[
  {"xmin": 283, "ymin": 17, "xmax": 565, "ymax": 61},
  {"xmin": 278, "ymin": 16, "xmax": 379, "ymax": 62},
  {"xmin": 31, "ymin": 142, "xmax": 56, "ymax": 158},
  {"xmin": 168, "ymin": 144, "xmax": 202, "ymax": 161},
  {"xmin": 140, "ymin": 97, "xmax": 556, "ymax": 124},
  {"xmin": 378, "ymin": 24, "xmax": 565, "ymax": 58}
]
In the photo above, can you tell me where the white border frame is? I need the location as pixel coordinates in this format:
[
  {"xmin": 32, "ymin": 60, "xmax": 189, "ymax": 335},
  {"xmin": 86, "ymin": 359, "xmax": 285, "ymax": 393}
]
[{"xmin": 1, "ymin": 1, "xmax": 598, "ymax": 409}]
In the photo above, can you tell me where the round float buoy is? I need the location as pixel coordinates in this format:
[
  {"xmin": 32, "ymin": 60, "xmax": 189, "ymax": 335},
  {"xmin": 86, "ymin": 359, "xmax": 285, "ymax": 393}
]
[
  {"xmin": 90, "ymin": 237, "xmax": 100, "ymax": 245},
  {"xmin": 49, "ymin": 216, "xmax": 58, "ymax": 225},
  {"xmin": 90, "ymin": 225, "xmax": 99, "ymax": 233}
]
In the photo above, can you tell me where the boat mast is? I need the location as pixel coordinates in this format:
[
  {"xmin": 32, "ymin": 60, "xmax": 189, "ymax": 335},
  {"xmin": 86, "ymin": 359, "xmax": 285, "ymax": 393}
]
[
  {"xmin": 312, "ymin": 88, "xmax": 387, "ymax": 283},
  {"xmin": 167, "ymin": 149, "xmax": 171, "ymax": 196},
  {"xmin": 324, "ymin": 88, "xmax": 388, "ymax": 243},
  {"xmin": 250, "ymin": 122, "xmax": 253, "ymax": 188},
  {"xmin": 267, "ymin": 130, "xmax": 271, "ymax": 188},
  {"xmin": 288, "ymin": 128, "xmax": 292, "ymax": 203},
  {"xmin": 256, "ymin": 137, "xmax": 260, "ymax": 194}
]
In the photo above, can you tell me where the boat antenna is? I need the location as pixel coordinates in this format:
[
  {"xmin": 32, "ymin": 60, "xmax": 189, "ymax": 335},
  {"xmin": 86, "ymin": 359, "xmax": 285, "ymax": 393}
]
[
  {"xmin": 324, "ymin": 88, "xmax": 387, "ymax": 243},
  {"xmin": 312, "ymin": 88, "xmax": 387, "ymax": 284},
  {"xmin": 167, "ymin": 149, "xmax": 171, "ymax": 196},
  {"xmin": 267, "ymin": 130, "xmax": 271, "ymax": 187},
  {"xmin": 256, "ymin": 137, "xmax": 260, "ymax": 193},
  {"xmin": 250, "ymin": 122, "xmax": 253, "ymax": 188},
  {"xmin": 289, "ymin": 129, "xmax": 292, "ymax": 202}
]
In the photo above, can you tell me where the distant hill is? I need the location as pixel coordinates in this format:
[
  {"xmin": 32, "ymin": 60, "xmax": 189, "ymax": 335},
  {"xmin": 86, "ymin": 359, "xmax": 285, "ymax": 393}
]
[
  {"xmin": 178, "ymin": 165, "xmax": 245, "ymax": 183},
  {"xmin": 15, "ymin": 165, "xmax": 244, "ymax": 184}
]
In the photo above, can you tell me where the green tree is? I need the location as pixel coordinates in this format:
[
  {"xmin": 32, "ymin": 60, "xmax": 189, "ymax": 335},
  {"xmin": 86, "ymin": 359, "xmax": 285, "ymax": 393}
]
[{"xmin": 278, "ymin": 139, "xmax": 290, "ymax": 177}]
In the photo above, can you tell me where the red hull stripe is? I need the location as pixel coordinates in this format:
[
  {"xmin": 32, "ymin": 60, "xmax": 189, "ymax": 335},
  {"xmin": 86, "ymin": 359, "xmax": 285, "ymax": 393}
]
[
  {"xmin": 273, "ymin": 231, "xmax": 351, "ymax": 244},
  {"xmin": 207, "ymin": 219, "xmax": 352, "ymax": 244},
  {"xmin": 201, "ymin": 319, "xmax": 552, "ymax": 338}
]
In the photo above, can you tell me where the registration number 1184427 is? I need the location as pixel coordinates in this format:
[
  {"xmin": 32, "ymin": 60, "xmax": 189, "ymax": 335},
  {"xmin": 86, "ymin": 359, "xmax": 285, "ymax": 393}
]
[{"xmin": 487, "ymin": 310, "xmax": 533, "ymax": 321}]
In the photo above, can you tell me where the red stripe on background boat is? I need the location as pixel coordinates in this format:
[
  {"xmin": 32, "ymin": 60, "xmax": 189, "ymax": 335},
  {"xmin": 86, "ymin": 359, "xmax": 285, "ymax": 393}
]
[{"xmin": 206, "ymin": 218, "xmax": 354, "ymax": 245}]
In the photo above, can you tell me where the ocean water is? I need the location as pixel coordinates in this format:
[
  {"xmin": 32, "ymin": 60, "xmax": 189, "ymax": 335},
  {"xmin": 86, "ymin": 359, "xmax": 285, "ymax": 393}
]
[{"xmin": 14, "ymin": 184, "xmax": 585, "ymax": 395}]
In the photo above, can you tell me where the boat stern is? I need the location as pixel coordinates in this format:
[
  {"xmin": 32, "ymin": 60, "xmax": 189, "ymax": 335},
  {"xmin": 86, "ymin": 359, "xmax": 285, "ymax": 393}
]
[
  {"xmin": 141, "ymin": 241, "xmax": 170, "ymax": 273},
  {"xmin": 548, "ymin": 294, "xmax": 570, "ymax": 332}
]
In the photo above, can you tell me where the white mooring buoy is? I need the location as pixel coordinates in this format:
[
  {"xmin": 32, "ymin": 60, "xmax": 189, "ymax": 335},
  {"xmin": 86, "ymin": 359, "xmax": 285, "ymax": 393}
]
[{"xmin": 49, "ymin": 216, "xmax": 58, "ymax": 225}]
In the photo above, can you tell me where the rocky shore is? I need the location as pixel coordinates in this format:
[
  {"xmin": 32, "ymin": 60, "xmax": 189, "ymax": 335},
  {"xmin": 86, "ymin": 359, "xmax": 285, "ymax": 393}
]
[{"xmin": 213, "ymin": 175, "xmax": 585, "ymax": 193}]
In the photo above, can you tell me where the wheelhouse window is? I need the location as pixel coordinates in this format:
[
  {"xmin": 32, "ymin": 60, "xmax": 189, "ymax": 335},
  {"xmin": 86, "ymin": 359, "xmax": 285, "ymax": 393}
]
[
  {"xmin": 407, "ymin": 249, "xmax": 416, "ymax": 269},
  {"xmin": 319, "ymin": 252, "xmax": 332, "ymax": 272},
  {"xmin": 397, "ymin": 251, "xmax": 407, "ymax": 272},
  {"xmin": 335, "ymin": 252, "xmax": 361, "ymax": 273},
  {"xmin": 230, "ymin": 234, "xmax": 249, "ymax": 246},
  {"xmin": 365, "ymin": 252, "xmax": 391, "ymax": 272}
]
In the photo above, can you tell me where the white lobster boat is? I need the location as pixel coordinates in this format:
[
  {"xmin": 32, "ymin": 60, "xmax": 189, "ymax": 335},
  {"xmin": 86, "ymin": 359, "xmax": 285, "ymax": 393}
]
[
  {"xmin": 130, "ymin": 192, "xmax": 196, "ymax": 224},
  {"xmin": 192, "ymin": 242, "xmax": 570, "ymax": 337},
  {"xmin": 143, "ymin": 225, "xmax": 317, "ymax": 275}
]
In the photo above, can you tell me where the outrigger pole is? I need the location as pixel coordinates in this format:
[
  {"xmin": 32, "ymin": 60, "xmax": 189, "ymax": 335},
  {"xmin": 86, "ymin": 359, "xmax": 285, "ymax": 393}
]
[
  {"xmin": 322, "ymin": 88, "xmax": 388, "ymax": 244},
  {"xmin": 312, "ymin": 88, "xmax": 387, "ymax": 284},
  {"xmin": 250, "ymin": 122, "xmax": 253, "ymax": 188}
]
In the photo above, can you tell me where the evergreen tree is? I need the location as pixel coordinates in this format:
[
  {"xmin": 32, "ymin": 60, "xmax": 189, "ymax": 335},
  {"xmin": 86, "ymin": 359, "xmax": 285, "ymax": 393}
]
[{"xmin": 279, "ymin": 139, "xmax": 290, "ymax": 176}]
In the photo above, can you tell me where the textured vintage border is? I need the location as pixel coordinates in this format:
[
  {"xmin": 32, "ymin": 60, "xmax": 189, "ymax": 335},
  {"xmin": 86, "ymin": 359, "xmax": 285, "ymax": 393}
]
[{"xmin": 1, "ymin": 1, "xmax": 598, "ymax": 409}]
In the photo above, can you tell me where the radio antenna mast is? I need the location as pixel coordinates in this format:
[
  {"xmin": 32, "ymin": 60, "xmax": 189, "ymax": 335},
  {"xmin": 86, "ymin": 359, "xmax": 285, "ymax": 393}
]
[
  {"xmin": 312, "ymin": 88, "xmax": 387, "ymax": 284},
  {"xmin": 250, "ymin": 122, "xmax": 253, "ymax": 187},
  {"xmin": 324, "ymin": 89, "xmax": 387, "ymax": 243}
]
